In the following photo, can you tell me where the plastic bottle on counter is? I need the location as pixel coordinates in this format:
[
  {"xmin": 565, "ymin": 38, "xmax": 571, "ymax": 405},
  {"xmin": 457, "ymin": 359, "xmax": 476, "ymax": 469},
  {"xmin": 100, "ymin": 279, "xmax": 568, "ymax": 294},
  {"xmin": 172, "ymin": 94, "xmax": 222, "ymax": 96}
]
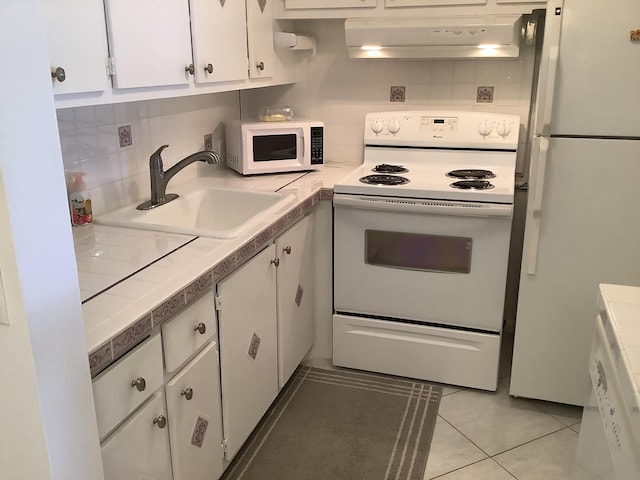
[{"xmin": 68, "ymin": 172, "xmax": 93, "ymax": 226}]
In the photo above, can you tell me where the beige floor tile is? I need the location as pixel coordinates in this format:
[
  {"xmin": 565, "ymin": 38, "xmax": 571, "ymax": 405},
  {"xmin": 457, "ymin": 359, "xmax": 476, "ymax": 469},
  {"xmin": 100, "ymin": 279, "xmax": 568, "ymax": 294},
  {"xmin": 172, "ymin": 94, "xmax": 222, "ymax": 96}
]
[
  {"xmin": 494, "ymin": 428, "xmax": 579, "ymax": 480},
  {"xmin": 437, "ymin": 384, "xmax": 567, "ymax": 456},
  {"xmin": 433, "ymin": 458, "xmax": 517, "ymax": 480},
  {"xmin": 423, "ymin": 417, "xmax": 487, "ymax": 479},
  {"xmin": 534, "ymin": 400, "xmax": 583, "ymax": 427}
]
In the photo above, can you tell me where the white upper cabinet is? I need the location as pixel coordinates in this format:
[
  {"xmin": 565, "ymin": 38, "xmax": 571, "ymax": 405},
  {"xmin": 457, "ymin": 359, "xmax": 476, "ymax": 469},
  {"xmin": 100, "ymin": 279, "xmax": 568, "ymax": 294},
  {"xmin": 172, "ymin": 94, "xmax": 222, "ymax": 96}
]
[
  {"xmin": 246, "ymin": 0, "xmax": 275, "ymax": 78},
  {"xmin": 284, "ymin": 0, "xmax": 376, "ymax": 8},
  {"xmin": 43, "ymin": 0, "xmax": 110, "ymax": 95},
  {"xmin": 189, "ymin": 0, "xmax": 249, "ymax": 84},
  {"xmin": 104, "ymin": 0, "xmax": 193, "ymax": 89},
  {"xmin": 385, "ymin": 0, "xmax": 485, "ymax": 6}
]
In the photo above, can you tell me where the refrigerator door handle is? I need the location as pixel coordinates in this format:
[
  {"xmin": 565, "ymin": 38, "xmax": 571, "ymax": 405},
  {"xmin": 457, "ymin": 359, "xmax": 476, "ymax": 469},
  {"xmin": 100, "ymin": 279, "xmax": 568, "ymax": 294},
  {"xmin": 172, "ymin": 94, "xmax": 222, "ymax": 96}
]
[
  {"xmin": 533, "ymin": 1, "xmax": 563, "ymax": 136},
  {"xmin": 526, "ymin": 136, "xmax": 549, "ymax": 275}
]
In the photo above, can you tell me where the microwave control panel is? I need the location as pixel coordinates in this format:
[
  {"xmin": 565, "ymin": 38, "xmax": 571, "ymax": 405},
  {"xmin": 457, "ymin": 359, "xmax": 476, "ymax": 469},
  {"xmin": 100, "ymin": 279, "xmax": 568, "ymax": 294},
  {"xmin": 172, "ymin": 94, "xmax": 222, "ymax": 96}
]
[{"xmin": 310, "ymin": 126, "xmax": 324, "ymax": 165}]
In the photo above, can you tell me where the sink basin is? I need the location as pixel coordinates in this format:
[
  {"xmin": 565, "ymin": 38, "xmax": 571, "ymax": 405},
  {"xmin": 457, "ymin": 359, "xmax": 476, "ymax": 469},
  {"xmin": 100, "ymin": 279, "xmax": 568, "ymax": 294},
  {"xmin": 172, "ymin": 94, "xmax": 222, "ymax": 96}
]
[{"xmin": 98, "ymin": 186, "xmax": 296, "ymax": 238}]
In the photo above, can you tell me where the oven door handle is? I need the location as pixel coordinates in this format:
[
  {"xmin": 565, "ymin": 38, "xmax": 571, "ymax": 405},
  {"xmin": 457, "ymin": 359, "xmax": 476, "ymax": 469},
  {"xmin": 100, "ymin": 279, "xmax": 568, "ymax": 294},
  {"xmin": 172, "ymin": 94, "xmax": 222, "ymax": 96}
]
[{"xmin": 333, "ymin": 193, "xmax": 513, "ymax": 218}]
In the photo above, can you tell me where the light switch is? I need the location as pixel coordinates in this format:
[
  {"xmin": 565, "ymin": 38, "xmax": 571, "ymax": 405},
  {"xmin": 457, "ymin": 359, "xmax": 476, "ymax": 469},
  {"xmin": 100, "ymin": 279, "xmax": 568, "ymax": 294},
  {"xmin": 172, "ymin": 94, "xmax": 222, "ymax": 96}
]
[{"xmin": 0, "ymin": 271, "xmax": 9, "ymax": 325}]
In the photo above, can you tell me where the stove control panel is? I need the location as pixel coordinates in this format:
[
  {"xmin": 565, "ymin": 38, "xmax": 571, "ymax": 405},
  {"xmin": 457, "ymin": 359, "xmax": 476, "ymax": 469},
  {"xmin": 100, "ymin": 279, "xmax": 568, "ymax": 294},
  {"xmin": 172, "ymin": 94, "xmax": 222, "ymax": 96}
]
[{"xmin": 364, "ymin": 111, "xmax": 520, "ymax": 150}]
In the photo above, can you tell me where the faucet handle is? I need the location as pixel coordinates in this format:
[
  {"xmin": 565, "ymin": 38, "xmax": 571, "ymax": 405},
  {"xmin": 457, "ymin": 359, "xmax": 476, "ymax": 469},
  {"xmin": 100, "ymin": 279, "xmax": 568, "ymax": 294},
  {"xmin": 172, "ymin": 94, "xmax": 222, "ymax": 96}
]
[{"xmin": 150, "ymin": 145, "xmax": 170, "ymax": 168}]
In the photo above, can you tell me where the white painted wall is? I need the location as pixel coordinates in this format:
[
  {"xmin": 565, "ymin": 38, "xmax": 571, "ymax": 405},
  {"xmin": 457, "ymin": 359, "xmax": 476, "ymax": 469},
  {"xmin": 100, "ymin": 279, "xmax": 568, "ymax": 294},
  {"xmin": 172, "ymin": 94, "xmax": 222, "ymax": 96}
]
[{"xmin": 0, "ymin": 2, "xmax": 103, "ymax": 479}]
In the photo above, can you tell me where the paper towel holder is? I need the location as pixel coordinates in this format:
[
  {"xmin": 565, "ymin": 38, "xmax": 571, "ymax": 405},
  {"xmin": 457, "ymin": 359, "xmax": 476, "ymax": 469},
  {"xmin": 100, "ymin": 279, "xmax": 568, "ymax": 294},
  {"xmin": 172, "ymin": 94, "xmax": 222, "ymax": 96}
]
[{"xmin": 274, "ymin": 32, "xmax": 317, "ymax": 58}]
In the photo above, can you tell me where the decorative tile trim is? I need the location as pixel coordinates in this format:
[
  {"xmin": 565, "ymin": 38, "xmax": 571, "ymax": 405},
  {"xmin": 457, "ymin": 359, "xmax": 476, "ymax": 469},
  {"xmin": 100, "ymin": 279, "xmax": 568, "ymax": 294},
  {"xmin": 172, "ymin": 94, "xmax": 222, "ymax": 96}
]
[
  {"xmin": 152, "ymin": 291, "xmax": 186, "ymax": 328},
  {"xmin": 319, "ymin": 188, "xmax": 333, "ymax": 201},
  {"xmin": 89, "ymin": 341, "xmax": 113, "ymax": 378},
  {"xmin": 112, "ymin": 314, "xmax": 152, "ymax": 360},
  {"xmin": 235, "ymin": 239, "xmax": 257, "ymax": 265},
  {"xmin": 212, "ymin": 256, "xmax": 238, "ymax": 283},
  {"xmin": 254, "ymin": 228, "xmax": 272, "ymax": 249},
  {"xmin": 185, "ymin": 271, "xmax": 213, "ymax": 305},
  {"xmin": 301, "ymin": 197, "xmax": 313, "ymax": 213},
  {"xmin": 270, "ymin": 216, "xmax": 289, "ymax": 238}
]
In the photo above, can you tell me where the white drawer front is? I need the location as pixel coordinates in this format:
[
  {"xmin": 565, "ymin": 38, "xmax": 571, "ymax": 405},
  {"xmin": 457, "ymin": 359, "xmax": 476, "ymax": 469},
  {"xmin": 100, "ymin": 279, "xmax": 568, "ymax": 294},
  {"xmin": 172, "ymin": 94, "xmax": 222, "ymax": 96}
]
[
  {"xmin": 93, "ymin": 334, "xmax": 163, "ymax": 440},
  {"xmin": 162, "ymin": 293, "xmax": 216, "ymax": 373},
  {"xmin": 333, "ymin": 314, "xmax": 501, "ymax": 391}
]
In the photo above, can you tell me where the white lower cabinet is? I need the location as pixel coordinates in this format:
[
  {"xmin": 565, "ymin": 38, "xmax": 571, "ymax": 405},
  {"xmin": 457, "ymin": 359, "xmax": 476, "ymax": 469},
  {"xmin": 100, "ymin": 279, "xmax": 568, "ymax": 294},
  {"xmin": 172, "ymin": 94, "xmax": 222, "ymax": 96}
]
[
  {"xmin": 101, "ymin": 392, "xmax": 173, "ymax": 480},
  {"xmin": 276, "ymin": 215, "xmax": 315, "ymax": 387},
  {"xmin": 166, "ymin": 342, "xmax": 224, "ymax": 480},
  {"xmin": 217, "ymin": 244, "xmax": 279, "ymax": 460}
]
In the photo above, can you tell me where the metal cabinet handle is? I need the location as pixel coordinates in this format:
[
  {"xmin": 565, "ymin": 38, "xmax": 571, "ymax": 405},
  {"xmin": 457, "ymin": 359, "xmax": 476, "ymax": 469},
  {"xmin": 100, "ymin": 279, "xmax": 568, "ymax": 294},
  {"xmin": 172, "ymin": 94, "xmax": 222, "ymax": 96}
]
[
  {"xmin": 153, "ymin": 415, "xmax": 167, "ymax": 429},
  {"xmin": 283, "ymin": 245, "xmax": 292, "ymax": 255},
  {"xmin": 194, "ymin": 322, "xmax": 207, "ymax": 335},
  {"xmin": 204, "ymin": 63, "xmax": 213, "ymax": 74},
  {"xmin": 271, "ymin": 257, "xmax": 280, "ymax": 267},
  {"xmin": 256, "ymin": 61, "xmax": 265, "ymax": 71},
  {"xmin": 181, "ymin": 387, "xmax": 193, "ymax": 400},
  {"xmin": 51, "ymin": 67, "xmax": 66, "ymax": 82},
  {"xmin": 131, "ymin": 377, "xmax": 146, "ymax": 392},
  {"xmin": 185, "ymin": 64, "xmax": 195, "ymax": 75}
]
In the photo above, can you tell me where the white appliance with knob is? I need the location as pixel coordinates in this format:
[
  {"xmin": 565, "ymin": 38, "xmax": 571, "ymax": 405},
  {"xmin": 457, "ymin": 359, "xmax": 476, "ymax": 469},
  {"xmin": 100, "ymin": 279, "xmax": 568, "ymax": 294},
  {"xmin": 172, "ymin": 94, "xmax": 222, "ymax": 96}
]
[
  {"xmin": 510, "ymin": 0, "xmax": 640, "ymax": 406},
  {"xmin": 573, "ymin": 284, "xmax": 640, "ymax": 479},
  {"xmin": 333, "ymin": 110, "xmax": 519, "ymax": 391}
]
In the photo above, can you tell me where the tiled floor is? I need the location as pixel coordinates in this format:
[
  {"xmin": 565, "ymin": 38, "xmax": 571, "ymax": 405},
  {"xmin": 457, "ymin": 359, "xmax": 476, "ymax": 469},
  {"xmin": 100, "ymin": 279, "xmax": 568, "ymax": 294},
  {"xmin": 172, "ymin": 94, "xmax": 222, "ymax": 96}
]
[{"xmin": 423, "ymin": 332, "xmax": 582, "ymax": 480}]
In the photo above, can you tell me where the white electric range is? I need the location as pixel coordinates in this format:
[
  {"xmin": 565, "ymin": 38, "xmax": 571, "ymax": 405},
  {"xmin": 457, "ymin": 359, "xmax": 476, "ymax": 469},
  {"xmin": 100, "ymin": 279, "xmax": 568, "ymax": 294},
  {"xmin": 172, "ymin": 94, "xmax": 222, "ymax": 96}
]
[{"xmin": 333, "ymin": 111, "xmax": 520, "ymax": 391}]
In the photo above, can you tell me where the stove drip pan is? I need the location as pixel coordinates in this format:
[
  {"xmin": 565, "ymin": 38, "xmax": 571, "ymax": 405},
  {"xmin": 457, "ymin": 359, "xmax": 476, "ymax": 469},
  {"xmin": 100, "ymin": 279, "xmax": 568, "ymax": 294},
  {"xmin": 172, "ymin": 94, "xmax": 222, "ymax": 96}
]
[
  {"xmin": 447, "ymin": 169, "xmax": 496, "ymax": 179},
  {"xmin": 450, "ymin": 180, "xmax": 495, "ymax": 190},
  {"xmin": 359, "ymin": 174, "xmax": 410, "ymax": 186},
  {"xmin": 372, "ymin": 164, "xmax": 409, "ymax": 174}
]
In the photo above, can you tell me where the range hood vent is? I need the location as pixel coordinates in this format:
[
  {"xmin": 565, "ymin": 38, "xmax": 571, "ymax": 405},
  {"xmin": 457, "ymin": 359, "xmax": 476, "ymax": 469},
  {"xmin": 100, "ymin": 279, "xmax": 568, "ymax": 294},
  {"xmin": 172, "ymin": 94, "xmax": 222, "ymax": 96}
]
[{"xmin": 345, "ymin": 15, "xmax": 522, "ymax": 59}]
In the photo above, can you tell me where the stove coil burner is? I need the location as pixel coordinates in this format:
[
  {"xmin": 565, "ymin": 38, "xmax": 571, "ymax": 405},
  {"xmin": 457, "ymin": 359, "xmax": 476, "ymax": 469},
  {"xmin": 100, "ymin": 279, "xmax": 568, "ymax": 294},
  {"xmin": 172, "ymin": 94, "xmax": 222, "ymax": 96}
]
[
  {"xmin": 450, "ymin": 180, "xmax": 495, "ymax": 190},
  {"xmin": 359, "ymin": 174, "xmax": 410, "ymax": 186},
  {"xmin": 372, "ymin": 163, "xmax": 409, "ymax": 174},
  {"xmin": 446, "ymin": 169, "xmax": 496, "ymax": 180}
]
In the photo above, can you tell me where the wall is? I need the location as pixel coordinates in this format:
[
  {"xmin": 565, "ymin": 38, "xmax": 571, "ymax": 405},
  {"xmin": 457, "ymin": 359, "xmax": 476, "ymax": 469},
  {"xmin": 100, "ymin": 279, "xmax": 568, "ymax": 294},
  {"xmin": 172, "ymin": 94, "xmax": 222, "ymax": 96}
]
[
  {"xmin": 57, "ymin": 92, "xmax": 240, "ymax": 216},
  {"xmin": 242, "ymin": 19, "xmax": 536, "ymax": 173},
  {"xmin": 1, "ymin": 1, "xmax": 104, "ymax": 478}
]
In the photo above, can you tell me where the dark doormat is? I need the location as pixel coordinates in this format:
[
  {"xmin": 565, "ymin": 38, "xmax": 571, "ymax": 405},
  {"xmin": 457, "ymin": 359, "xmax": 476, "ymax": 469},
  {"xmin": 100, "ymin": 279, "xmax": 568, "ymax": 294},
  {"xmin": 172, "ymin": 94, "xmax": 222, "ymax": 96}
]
[{"xmin": 221, "ymin": 366, "xmax": 442, "ymax": 480}]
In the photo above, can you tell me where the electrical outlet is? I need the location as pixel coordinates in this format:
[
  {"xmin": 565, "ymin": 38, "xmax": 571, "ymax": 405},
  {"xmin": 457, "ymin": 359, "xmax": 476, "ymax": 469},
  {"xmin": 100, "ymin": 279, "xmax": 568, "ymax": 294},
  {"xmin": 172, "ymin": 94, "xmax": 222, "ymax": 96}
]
[
  {"xmin": 390, "ymin": 86, "xmax": 406, "ymax": 102},
  {"xmin": 477, "ymin": 86, "xmax": 495, "ymax": 103},
  {"xmin": 118, "ymin": 125, "xmax": 133, "ymax": 147},
  {"xmin": 204, "ymin": 133, "xmax": 213, "ymax": 151}
]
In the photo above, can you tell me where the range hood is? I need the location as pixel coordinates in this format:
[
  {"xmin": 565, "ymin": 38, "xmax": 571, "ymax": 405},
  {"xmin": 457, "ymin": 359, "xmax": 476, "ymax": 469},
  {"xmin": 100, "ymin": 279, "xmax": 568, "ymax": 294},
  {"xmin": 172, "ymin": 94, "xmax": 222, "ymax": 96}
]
[{"xmin": 345, "ymin": 15, "xmax": 522, "ymax": 59}]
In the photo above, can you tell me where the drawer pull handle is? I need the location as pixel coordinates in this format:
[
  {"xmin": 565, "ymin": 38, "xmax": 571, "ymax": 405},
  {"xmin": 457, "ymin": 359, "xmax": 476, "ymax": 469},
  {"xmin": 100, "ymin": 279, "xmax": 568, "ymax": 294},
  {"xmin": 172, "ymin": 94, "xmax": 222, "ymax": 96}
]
[
  {"xmin": 204, "ymin": 63, "xmax": 213, "ymax": 74},
  {"xmin": 256, "ymin": 61, "xmax": 265, "ymax": 71},
  {"xmin": 283, "ymin": 245, "xmax": 292, "ymax": 255},
  {"xmin": 153, "ymin": 415, "xmax": 167, "ymax": 429},
  {"xmin": 185, "ymin": 64, "xmax": 195, "ymax": 75},
  {"xmin": 181, "ymin": 387, "xmax": 193, "ymax": 400},
  {"xmin": 131, "ymin": 377, "xmax": 146, "ymax": 392},
  {"xmin": 194, "ymin": 322, "xmax": 207, "ymax": 335},
  {"xmin": 271, "ymin": 257, "xmax": 280, "ymax": 267},
  {"xmin": 51, "ymin": 66, "xmax": 66, "ymax": 82}
]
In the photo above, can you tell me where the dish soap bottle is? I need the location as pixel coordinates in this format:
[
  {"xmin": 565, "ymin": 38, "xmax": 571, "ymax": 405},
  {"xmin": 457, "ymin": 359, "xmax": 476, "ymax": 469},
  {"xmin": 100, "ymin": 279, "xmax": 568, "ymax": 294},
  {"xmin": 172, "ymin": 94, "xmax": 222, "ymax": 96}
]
[{"xmin": 68, "ymin": 172, "xmax": 93, "ymax": 226}]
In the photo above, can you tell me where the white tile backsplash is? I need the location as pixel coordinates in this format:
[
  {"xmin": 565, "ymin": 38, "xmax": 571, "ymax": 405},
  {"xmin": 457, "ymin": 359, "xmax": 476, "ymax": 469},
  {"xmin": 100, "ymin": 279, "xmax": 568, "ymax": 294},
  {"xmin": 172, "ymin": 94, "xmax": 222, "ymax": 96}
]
[{"xmin": 57, "ymin": 19, "xmax": 536, "ymax": 214}]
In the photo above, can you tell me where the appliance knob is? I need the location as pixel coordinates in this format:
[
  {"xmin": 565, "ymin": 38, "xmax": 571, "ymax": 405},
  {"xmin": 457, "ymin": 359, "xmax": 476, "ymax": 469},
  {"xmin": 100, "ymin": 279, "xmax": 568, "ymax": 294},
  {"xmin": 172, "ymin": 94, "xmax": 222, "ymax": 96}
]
[
  {"xmin": 371, "ymin": 119, "xmax": 384, "ymax": 134},
  {"xmin": 496, "ymin": 121, "xmax": 512, "ymax": 137},
  {"xmin": 388, "ymin": 119, "xmax": 401, "ymax": 135},
  {"xmin": 478, "ymin": 121, "xmax": 492, "ymax": 137}
]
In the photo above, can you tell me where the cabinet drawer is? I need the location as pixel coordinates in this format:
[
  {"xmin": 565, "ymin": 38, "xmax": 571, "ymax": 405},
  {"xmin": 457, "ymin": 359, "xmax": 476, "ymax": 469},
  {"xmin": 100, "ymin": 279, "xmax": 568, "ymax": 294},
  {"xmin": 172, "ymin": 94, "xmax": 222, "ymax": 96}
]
[
  {"xmin": 162, "ymin": 293, "xmax": 216, "ymax": 373},
  {"xmin": 93, "ymin": 334, "xmax": 163, "ymax": 440}
]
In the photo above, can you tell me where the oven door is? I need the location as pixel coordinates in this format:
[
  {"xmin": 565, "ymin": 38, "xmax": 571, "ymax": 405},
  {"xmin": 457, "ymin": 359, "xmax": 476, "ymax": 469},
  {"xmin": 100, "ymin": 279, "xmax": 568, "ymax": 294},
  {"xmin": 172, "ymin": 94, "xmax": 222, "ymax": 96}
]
[{"xmin": 333, "ymin": 193, "xmax": 513, "ymax": 332}]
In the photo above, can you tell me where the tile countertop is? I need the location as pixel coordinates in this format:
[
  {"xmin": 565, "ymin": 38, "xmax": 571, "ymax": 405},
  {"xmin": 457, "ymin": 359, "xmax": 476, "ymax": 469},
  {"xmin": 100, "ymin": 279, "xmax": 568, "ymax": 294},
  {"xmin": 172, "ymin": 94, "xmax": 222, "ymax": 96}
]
[
  {"xmin": 79, "ymin": 164, "xmax": 354, "ymax": 375},
  {"xmin": 598, "ymin": 284, "xmax": 640, "ymax": 410}
]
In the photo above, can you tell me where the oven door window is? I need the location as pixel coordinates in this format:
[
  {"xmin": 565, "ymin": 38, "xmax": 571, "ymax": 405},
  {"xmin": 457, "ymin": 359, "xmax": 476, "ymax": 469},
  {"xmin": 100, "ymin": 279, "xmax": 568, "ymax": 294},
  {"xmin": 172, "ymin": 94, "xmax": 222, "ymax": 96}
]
[
  {"xmin": 253, "ymin": 134, "xmax": 297, "ymax": 161},
  {"xmin": 365, "ymin": 230, "xmax": 472, "ymax": 274}
]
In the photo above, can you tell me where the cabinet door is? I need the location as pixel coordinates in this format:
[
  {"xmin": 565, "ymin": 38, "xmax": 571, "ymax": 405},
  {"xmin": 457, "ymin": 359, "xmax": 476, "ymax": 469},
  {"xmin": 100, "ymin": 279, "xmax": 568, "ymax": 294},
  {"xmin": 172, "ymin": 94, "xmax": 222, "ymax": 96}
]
[
  {"xmin": 104, "ymin": 0, "xmax": 192, "ymax": 89},
  {"xmin": 101, "ymin": 393, "xmax": 172, "ymax": 480},
  {"xmin": 385, "ymin": 0, "xmax": 485, "ymax": 5},
  {"xmin": 42, "ymin": 0, "xmax": 109, "ymax": 94},
  {"xmin": 276, "ymin": 215, "xmax": 315, "ymax": 388},
  {"xmin": 284, "ymin": 0, "xmax": 376, "ymax": 8},
  {"xmin": 217, "ymin": 245, "xmax": 278, "ymax": 460},
  {"xmin": 246, "ymin": 0, "xmax": 274, "ymax": 78},
  {"xmin": 189, "ymin": 0, "xmax": 249, "ymax": 84},
  {"xmin": 166, "ymin": 342, "xmax": 224, "ymax": 480}
]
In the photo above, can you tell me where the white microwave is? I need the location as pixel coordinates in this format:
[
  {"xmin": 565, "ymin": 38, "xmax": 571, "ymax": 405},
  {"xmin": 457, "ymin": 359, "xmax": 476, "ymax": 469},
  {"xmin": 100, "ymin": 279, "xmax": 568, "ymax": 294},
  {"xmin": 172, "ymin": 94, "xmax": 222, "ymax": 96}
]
[{"xmin": 225, "ymin": 120, "xmax": 324, "ymax": 175}]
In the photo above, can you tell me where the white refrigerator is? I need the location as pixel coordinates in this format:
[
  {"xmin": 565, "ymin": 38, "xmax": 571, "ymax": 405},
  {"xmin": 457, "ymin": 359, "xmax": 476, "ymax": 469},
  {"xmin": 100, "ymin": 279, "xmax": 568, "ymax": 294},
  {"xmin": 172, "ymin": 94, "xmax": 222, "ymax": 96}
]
[{"xmin": 509, "ymin": 0, "xmax": 640, "ymax": 406}]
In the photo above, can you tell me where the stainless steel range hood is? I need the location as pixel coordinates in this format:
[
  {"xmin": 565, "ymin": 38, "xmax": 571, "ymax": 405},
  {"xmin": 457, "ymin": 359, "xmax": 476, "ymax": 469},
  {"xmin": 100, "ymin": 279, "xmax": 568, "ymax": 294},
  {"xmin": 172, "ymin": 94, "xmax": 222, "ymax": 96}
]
[{"xmin": 345, "ymin": 15, "xmax": 522, "ymax": 59}]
